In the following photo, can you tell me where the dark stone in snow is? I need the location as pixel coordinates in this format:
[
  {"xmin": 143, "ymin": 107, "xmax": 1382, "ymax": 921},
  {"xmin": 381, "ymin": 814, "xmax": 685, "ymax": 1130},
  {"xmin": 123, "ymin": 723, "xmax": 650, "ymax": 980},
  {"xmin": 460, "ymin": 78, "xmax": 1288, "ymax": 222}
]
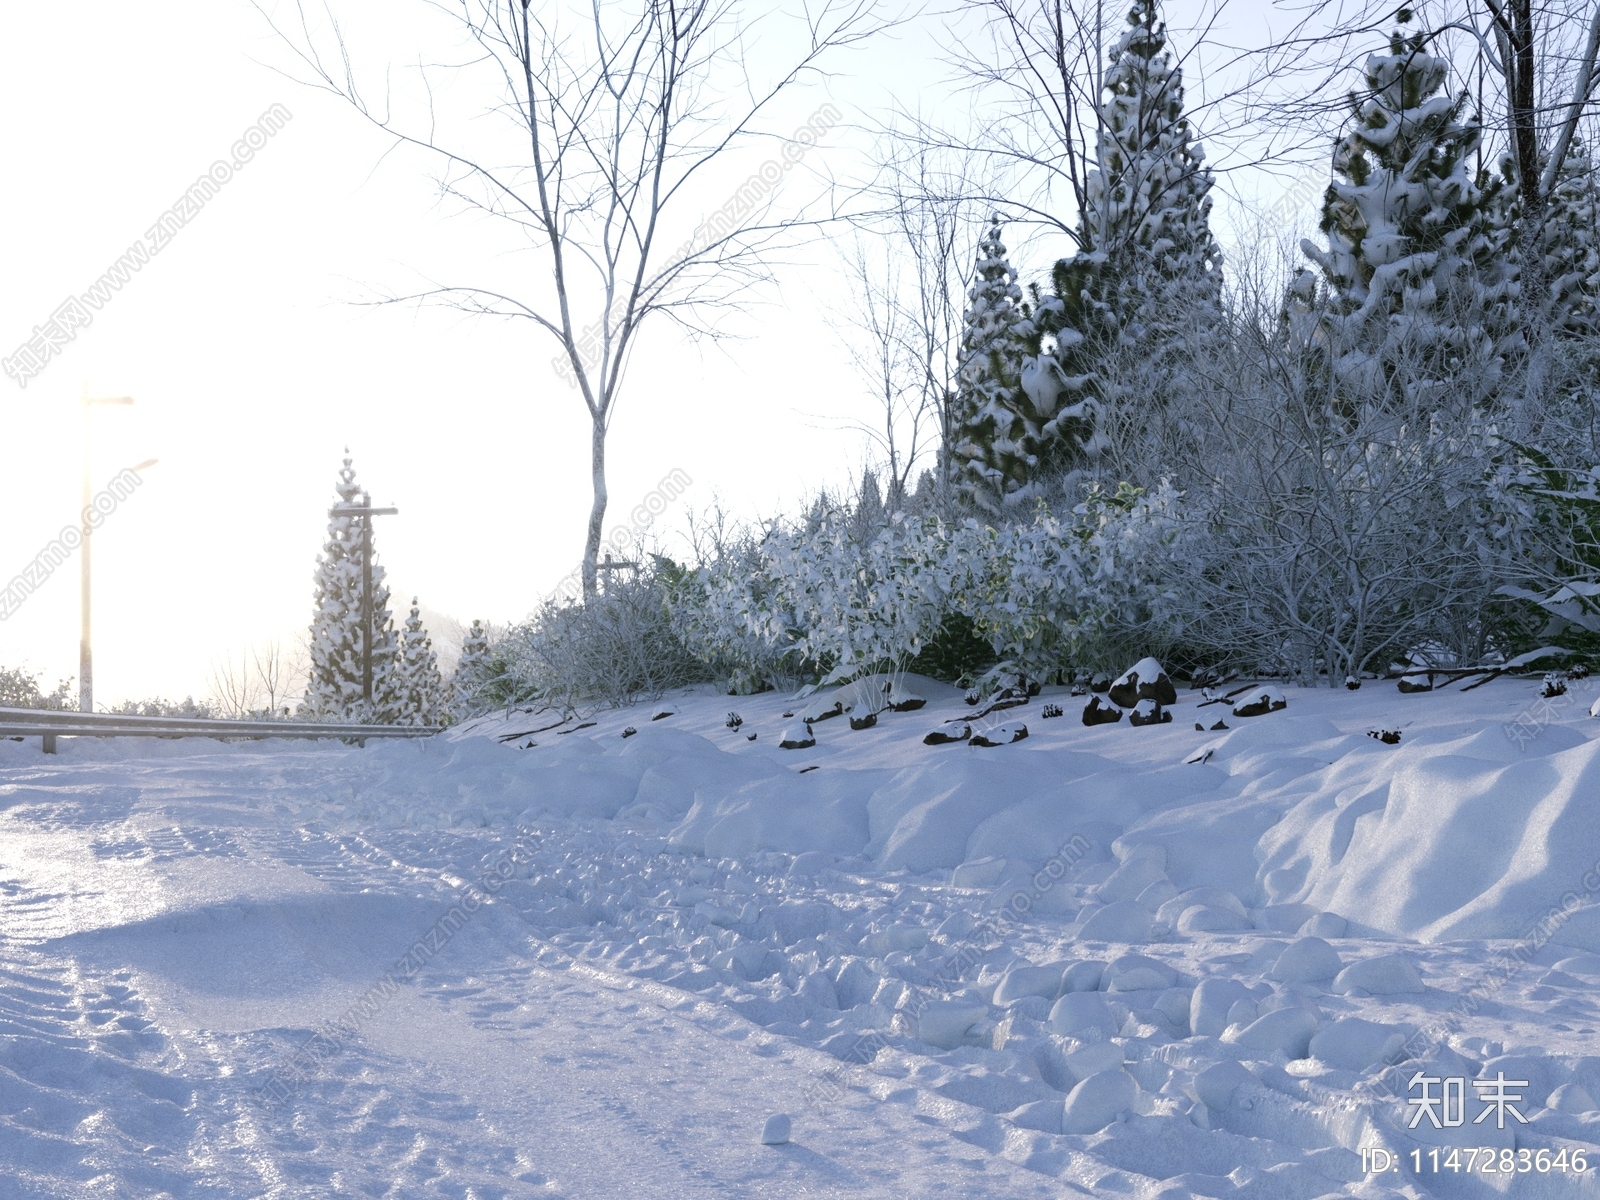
[
  {"xmin": 1108, "ymin": 657, "xmax": 1177, "ymax": 708},
  {"xmin": 726, "ymin": 712, "xmax": 743, "ymax": 728},
  {"xmin": 972, "ymin": 722, "xmax": 1028, "ymax": 746},
  {"xmin": 778, "ymin": 723, "xmax": 816, "ymax": 750},
  {"xmin": 1041, "ymin": 703, "xmax": 1063, "ymax": 719},
  {"xmin": 849, "ymin": 712, "xmax": 877, "ymax": 730},
  {"xmin": 1396, "ymin": 677, "xmax": 1433, "ymax": 694},
  {"xmin": 1210, "ymin": 720, "xmax": 1229, "ymax": 731},
  {"xmin": 1081, "ymin": 696, "xmax": 1123, "ymax": 726},
  {"xmin": 1128, "ymin": 699, "xmax": 1171, "ymax": 727},
  {"xmin": 924, "ymin": 722, "xmax": 971, "ymax": 745},
  {"xmin": 1089, "ymin": 675, "xmax": 1112, "ymax": 694},
  {"xmin": 621, "ymin": 726, "xmax": 637, "ymax": 738},
  {"xmin": 1368, "ymin": 728, "xmax": 1401, "ymax": 745}
]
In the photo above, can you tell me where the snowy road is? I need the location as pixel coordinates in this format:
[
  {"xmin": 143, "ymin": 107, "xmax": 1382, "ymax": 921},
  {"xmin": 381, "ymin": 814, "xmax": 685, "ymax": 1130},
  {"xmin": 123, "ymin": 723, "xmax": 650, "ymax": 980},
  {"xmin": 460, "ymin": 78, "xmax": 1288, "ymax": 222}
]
[
  {"xmin": 0, "ymin": 761, "xmax": 1058, "ymax": 1198},
  {"xmin": 7, "ymin": 676, "xmax": 1600, "ymax": 1198}
]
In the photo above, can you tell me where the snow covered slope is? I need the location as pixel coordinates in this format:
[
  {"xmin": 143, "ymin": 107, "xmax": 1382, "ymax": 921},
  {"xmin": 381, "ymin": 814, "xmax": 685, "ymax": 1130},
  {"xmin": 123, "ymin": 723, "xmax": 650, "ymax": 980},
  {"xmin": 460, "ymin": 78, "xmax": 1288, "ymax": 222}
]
[{"xmin": 3, "ymin": 673, "xmax": 1599, "ymax": 1197}]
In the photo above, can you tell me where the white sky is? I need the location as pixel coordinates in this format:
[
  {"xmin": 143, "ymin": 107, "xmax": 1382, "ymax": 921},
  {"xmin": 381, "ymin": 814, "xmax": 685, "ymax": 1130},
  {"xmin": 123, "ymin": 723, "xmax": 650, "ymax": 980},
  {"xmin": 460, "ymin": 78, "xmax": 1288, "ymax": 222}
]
[{"xmin": 0, "ymin": 0, "xmax": 1321, "ymax": 706}]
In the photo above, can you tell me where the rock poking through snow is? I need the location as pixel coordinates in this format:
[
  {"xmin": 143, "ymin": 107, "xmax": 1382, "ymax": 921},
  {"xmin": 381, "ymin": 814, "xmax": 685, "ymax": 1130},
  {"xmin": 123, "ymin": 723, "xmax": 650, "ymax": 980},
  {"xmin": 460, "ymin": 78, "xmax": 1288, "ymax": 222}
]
[
  {"xmin": 923, "ymin": 722, "xmax": 970, "ymax": 745},
  {"xmin": 1108, "ymin": 657, "xmax": 1178, "ymax": 708},
  {"xmin": 1082, "ymin": 696, "xmax": 1123, "ymax": 725},
  {"xmin": 778, "ymin": 723, "xmax": 816, "ymax": 750},
  {"xmin": 1231, "ymin": 686, "xmax": 1287, "ymax": 717},
  {"xmin": 971, "ymin": 722, "xmax": 1028, "ymax": 746}
]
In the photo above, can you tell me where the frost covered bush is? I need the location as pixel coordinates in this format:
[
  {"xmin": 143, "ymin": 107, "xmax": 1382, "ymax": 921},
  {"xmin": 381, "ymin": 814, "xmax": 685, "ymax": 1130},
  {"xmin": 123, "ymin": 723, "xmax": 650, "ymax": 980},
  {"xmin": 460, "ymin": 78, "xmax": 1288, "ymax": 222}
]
[
  {"xmin": 670, "ymin": 484, "xmax": 1182, "ymax": 685},
  {"xmin": 488, "ymin": 563, "xmax": 712, "ymax": 710},
  {"xmin": 0, "ymin": 666, "xmax": 73, "ymax": 710}
]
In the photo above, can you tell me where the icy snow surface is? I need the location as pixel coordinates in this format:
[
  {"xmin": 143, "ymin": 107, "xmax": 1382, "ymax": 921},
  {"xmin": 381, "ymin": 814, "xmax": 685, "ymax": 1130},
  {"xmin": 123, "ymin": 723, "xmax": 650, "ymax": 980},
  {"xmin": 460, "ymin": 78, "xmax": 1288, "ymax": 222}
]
[{"xmin": 4, "ymin": 674, "xmax": 1600, "ymax": 1197}]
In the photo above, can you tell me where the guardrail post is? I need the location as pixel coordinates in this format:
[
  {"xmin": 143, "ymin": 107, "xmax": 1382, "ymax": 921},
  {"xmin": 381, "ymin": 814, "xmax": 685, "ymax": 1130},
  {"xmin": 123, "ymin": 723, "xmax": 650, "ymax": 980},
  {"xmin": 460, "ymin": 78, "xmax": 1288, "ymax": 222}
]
[{"xmin": 43, "ymin": 733, "xmax": 56, "ymax": 754}]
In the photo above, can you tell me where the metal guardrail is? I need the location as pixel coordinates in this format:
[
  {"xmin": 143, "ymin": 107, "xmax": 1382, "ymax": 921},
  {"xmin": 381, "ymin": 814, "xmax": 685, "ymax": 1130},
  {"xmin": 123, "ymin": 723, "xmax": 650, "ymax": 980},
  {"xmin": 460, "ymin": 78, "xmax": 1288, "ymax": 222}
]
[{"xmin": 0, "ymin": 707, "xmax": 443, "ymax": 753}]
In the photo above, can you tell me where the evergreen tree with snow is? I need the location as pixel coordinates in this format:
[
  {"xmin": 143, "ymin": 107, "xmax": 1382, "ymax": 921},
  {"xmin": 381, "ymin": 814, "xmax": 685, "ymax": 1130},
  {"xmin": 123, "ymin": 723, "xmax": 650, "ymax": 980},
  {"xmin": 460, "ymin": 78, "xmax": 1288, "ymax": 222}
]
[
  {"xmin": 300, "ymin": 455, "xmax": 401, "ymax": 723},
  {"xmin": 1288, "ymin": 13, "xmax": 1519, "ymax": 405},
  {"xmin": 1539, "ymin": 143, "xmax": 1600, "ymax": 339},
  {"xmin": 1026, "ymin": 0, "xmax": 1222, "ymax": 468},
  {"xmin": 394, "ymin": 598, "xmax": 446, "ymax": 725},
  {"xmin": 950, "ymin": 216, "xmax": 1031, "ymax": 511},
  {"xmin": 449, "ymin": 619, "xmax": 492, "ymax": 716}
]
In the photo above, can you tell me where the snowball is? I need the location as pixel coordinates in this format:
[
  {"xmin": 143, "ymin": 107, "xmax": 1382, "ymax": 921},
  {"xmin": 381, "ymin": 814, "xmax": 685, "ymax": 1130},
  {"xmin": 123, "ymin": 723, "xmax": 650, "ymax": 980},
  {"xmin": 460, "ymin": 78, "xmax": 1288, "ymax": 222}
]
[
  {"xmin": 1103, "ymin": 953, "xmax": 1177, "ymax": 992},
  {"xmin": 951, "ymin": 857, "xmax": 1010, "ymax": 888},
  {"xmin": 1064, "ymin": 1040, "xmax": 1125, "ymax": 1083},
  {"xmin": 1222, "ymin": 1007, "xmax": 1318, "ymax": 1058},
  {"xmin": 1004, "ymin": 1099, "xmax": 1062, "ymax": 1134},
  {"xmin": 788, "ymin": 851, "xmax": 833, "ymax": 876},
  {"xmin": 917, "ymin": 1000, "xmax": 989, "ymax": 1050},
  {"xmin": 761, "ymin": 1113, "xmax": 792, "ymax": 1144},
  {"xmin": 1178, "ymin": 905, "xmax": 1251, "ymax": 934},
  {"xmin": 777, "ymin": 723, "xmax": 815, "ymax": 750},
  {"xmin": 1309, "ymin": 1018, "xmax": 1410, "ymax": 1071},
  {"xmin": 1061, "ymin": 961, "xmax": 1105, "ymax": 993},
  {"xmin": 1077, "ymin": 901, "xmax": 1152, "ymax": 943},
  {"xmin": 1191, "ymin": 1059, "xmax": 1256, "ymax": 1110},
  {"xmin": 1547, "ymin": 1082, "xmax": 1597, "ymax": 1114},
  {"xmin": 1095, "ymin": 855, "xmax": 1167, "ymax": 904},
  {"xmin": 995, "ymin": 964, "xmax": 1067, "ymax": 1005},
  {"xmin": 1267, "ymin": 936, "xmax": 1343, "ymax": 984},
  {"xmin": 1156, "ymin": 887, "xmax": 1247, "ymax": 927},
  {"xmin": 1048, "ymin": 991, "xmax": 1115, "ymax": 1038},
  {"xmin": 1135, "ymin": 879, "xmax": 1178, "ymax": 911},
  {"xmin": 1190, "ymin": 978, "xmax": 1253, "ymax": 1038},
  {"xmin": 1061, "ymin": 1069, "xmax": 1137, "ymax": 1134},
  {"xmin": 1298, "ymin": 911, "xmax": 1347, "ymax": 938},
  {"xmin": 1332, "ymin": 953, "xmax": 1424, "ymax": 995}
]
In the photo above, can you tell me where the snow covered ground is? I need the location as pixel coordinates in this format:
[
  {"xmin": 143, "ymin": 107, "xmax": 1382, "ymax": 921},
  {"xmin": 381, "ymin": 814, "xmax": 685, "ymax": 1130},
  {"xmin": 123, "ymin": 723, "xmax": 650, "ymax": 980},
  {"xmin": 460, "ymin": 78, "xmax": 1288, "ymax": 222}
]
[{"xmin": 4, "ymin": 673, "xmax": 1600, "ymax": 1198}]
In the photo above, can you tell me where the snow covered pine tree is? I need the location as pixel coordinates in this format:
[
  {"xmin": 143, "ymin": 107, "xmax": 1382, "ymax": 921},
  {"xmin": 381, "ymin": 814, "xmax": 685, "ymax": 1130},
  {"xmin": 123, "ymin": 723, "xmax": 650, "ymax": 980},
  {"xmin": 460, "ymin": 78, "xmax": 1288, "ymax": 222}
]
[
  {"xmin": 1025, "ymin": 0, "xmax": 1222, "ymax": 470},
  {"xmin": 449, "ymin": 618, "xmax": 491, "ymax": 716},
  {"xmin": 300, "ymin": 455, "xmax": 401, "ymax": 723},
  {"xmin": 951, "ymin": 215, "xmax": 1031, "ymax": 511},
  {"xmin": 394, "ymin": 598, "xmax": 446, "ymax": 726},
  {"xmin": 1288, "ymin": 12, "xmax": 1519, "ymax": 406}
]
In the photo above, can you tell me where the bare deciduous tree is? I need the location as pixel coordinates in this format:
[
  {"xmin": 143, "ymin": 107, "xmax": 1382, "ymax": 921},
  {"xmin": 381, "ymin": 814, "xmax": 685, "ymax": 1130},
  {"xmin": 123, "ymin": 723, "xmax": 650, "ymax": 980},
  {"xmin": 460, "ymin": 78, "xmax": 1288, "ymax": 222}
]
[{"xmin": 262, "ymin": 0, "xmax": 884, "ymax": 600}]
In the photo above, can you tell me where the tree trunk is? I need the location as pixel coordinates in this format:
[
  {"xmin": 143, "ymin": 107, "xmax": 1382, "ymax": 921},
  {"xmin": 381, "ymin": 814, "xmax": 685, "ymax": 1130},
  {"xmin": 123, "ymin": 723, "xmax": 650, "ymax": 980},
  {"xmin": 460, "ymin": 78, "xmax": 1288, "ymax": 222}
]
[{"xmin": 581, "ymin": 412, "xmax": 608, "ymax": 603}]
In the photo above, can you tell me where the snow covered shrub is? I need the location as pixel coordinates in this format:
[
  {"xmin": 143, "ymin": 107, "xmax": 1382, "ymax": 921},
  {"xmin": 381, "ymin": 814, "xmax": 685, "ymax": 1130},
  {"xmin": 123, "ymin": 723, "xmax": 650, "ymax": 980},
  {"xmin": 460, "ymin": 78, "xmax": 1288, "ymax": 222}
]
[
  {"xmin": 678, "ymin": 508, "xmax": 951, "ymax": 685},
  {"xmin": 951, "ymin": 482, "xmax": 1185, "ymax": 676},
  {"xmin": 0, "ymin": 665, "xmax": 73, "ymax": 710},
  {"xmin": 107, "ymin": 697, "xmax": 218, "ymax": 718},
  {"xmin": 674, "ymin": 485, "xmax": 1184, "ymax": 685},
  {"xmin": 490, "ymin": 562, "xmax": 712, "ymax": 710},
  {"xmin": 1151, "ymin": 305, "xmax": 1525, "ymax": 682}
]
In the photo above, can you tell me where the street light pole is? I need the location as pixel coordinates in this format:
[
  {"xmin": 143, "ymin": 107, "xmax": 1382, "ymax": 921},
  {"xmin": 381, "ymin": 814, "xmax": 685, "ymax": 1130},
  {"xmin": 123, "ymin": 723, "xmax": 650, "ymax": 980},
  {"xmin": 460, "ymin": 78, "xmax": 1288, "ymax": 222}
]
[
  {"xmin": 328, "ymin": 494, "xmax": 398, "ymax": 715},
  {"xmin": 80, "ymin": 384, "xmax": 135, "ymax": 714}
]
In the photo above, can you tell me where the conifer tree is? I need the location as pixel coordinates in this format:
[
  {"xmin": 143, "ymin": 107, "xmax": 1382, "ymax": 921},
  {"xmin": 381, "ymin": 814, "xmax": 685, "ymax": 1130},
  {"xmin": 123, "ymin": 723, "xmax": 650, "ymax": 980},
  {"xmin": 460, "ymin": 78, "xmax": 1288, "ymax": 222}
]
[
  {"xmin": 950, "ymin": 216, "xmax": 1031, "ymax": 511},
  {"xmin": 1288, "ymin": 14, "xmax": 1519, "ymax": 404},
  {"xmin": 394, "ymin": 598, "xmax": 446, "ymax": 725},
  {"xmin": 300, "ymin": 455, "xmax": 401, "ymax": 722},
  {"xmin": 449, "ymin": 619, "xmax": 492, "ymax": 716},
  {"xmin": 1540, "ymin": 143, "xmax": 1600, "ymax": 338},
  {"xmin": 1027, "ymin": 0, "xmax": 1222, "ymax": 468}
]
